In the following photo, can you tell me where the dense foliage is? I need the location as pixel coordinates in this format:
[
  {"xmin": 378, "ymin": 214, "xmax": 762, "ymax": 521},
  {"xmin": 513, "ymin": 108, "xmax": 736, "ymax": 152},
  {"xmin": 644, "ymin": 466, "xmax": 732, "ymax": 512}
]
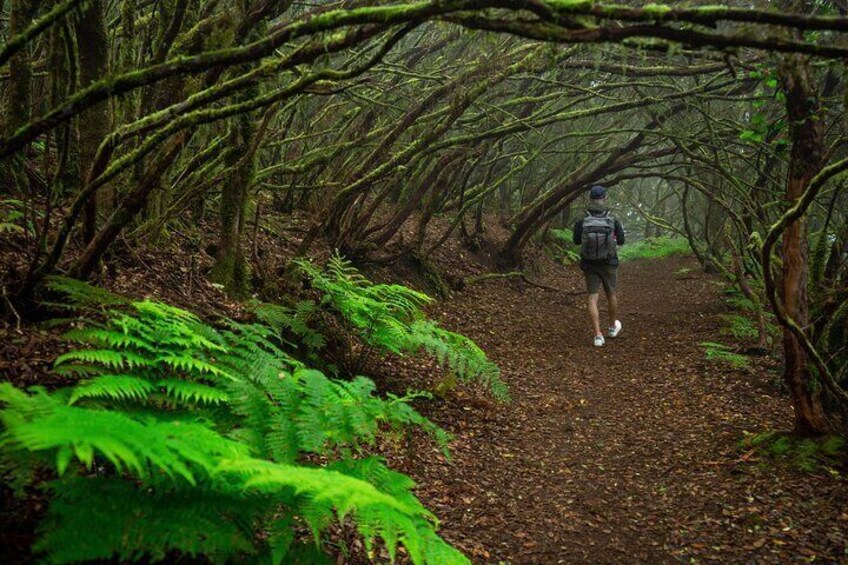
[{"xmin": 0, "ymin": 268, "xmax": 505, "ymax": 563}]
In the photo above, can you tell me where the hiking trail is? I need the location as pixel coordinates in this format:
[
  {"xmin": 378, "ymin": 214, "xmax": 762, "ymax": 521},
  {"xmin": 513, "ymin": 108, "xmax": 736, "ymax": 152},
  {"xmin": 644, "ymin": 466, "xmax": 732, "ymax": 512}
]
[{"xmin": 399, "ymin": 257, "xmax": 847, "ymax": 564}]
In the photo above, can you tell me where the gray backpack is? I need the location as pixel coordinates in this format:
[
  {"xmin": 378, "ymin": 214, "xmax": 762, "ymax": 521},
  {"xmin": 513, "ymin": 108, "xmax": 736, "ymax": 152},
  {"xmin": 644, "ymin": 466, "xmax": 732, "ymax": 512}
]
[{"xmin": 580, "ymin": 211, "xmax": 617, "ymax": 262}]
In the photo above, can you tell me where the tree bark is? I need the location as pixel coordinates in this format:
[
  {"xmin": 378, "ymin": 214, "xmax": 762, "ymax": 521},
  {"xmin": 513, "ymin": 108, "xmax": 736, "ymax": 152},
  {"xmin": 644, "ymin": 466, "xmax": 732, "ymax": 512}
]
[
  {"xmin": 210, "ymin": 110, "xmax": 256, "ymax": 296},
  {"xmin": 69, "ymin": 133, "xmax": 189, "ymax": 279},
  {"xmin": 74, "ymin": 0, "xmax": 112, "ymax": 242},
  {"xmin": 1, "ymin": 0, "xmax": 35, "ymax": 196},
  {"xmin": 777, "ymin": 52, "xmax": 831, "ymax": 435}
]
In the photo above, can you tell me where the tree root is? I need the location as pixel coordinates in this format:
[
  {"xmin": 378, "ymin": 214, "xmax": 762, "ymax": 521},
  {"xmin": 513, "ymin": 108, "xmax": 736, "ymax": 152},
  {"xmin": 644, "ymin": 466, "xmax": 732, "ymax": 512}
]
[{"xmin": 465, "ymin": 270, "xmax": 583, "ymax": 295}]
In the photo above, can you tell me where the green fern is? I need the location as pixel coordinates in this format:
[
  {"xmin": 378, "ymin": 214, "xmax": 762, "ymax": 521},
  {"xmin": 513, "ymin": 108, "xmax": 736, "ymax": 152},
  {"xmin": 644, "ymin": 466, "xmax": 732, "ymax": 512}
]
[
  {"xmin": 2, "ymin": 277, "xmax": 468, "ymax": 564},
  {"xmin": 69, "ymin": 375, "xmax": 156, "ymax": 404},
  {"xmin": 719, "ymin": 314, "xmax": 759, "ymax": 341},
  {"xmin": 700, "ymin": 342, "xmax": 750, "ymax": 369},
  {"xmin": 725, "ymin": 293, "xmax": 756, "ymax": 313},
  {"xmin": 0, "ymin": 383, "xmax": 248, "ymax": 482},
  {"xmin": 547, "ymin": 229, "xmax": 580, "ymax": 265},
  {"xmin": 35, "ymin": 477, "xmax": 257, "ymax": 564},
  {"xmin": 296, "ymin": 254, "xmax": 506, "ymax": 399},
  {"xmin": 0, "ymin": 199, "xmax": 28, "ymax": 235},
  {"xmin": 44, "ymin": 275, "xmax": 129, "ymax": 309},
  {"xmin": 253, "ymin": 300, "xmax": 327, "ymax": 351}
]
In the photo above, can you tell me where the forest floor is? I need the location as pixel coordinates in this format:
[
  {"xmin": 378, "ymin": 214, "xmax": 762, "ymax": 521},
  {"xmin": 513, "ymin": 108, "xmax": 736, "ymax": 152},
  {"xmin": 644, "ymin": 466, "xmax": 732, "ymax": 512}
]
[
  {"xmin": 2, "ymin": 224, "xmax": 847, "ymax": 563},
  {"xmin": 388, "ymin": 256, "xmax": 848, "ymax": 565}
]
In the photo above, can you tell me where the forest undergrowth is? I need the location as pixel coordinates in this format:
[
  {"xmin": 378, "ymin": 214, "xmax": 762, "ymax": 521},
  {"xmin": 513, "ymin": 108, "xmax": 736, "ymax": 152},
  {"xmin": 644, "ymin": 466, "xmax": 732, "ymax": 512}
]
[{"xmin": 1, "ymin": 214, "xmax": 845, "ymax": 563}]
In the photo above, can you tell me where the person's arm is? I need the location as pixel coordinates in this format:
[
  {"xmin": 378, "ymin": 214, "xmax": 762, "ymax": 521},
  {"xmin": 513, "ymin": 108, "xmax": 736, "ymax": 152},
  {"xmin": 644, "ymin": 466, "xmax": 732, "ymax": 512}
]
[
  {"xmin": 573, "ymin": 219, "xmax": 582, "ymax": 245},
  {"xmin": 615, "ymin": 219, "xmax": 626, "ymax": 246}
]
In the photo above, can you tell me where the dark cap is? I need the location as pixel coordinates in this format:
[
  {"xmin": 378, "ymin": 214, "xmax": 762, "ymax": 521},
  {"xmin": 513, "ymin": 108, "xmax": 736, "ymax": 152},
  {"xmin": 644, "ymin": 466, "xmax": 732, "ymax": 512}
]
[{"xmin": 589, "ymin": 185, "xmax": 607, "ymax": 200}]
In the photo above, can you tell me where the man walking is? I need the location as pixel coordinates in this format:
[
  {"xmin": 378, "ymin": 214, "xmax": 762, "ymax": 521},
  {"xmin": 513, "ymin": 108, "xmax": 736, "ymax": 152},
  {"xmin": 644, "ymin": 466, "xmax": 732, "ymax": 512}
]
[{"xmin": 572, "ymin": 185, "xmax": 626, "ymax": 347}]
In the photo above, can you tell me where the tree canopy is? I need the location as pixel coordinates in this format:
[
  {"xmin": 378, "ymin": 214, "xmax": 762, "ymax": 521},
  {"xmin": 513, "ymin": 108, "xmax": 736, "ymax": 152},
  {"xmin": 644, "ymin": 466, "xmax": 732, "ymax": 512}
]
[{"xmin": 2, "ymin": 1, "xmax": 848, "ymax": 560}]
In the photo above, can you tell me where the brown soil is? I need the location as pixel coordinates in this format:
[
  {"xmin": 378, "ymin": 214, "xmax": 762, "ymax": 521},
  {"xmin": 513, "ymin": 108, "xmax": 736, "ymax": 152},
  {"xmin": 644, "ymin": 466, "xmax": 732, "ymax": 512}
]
[{"xmin": 396, "ymin": 256, "xmax": 847, "ymax": 564}]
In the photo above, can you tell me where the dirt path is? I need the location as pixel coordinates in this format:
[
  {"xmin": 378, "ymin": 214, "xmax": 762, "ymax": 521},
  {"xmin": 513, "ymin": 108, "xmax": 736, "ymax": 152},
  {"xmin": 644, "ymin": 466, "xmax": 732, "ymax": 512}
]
[{"xmin": 405, "ymin": 257, "xmax": 847, "ymax": 564}]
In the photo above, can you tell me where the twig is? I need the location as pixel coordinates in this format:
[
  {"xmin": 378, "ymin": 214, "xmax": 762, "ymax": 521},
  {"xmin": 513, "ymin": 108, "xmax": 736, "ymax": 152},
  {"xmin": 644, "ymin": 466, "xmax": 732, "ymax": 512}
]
[
  {"xmin": 521, "ymin": 274, "xmax": 583, "ymax": 295},
  {"xmin": 2, "ymin": 285, "xmax": 23, "ymax": 332},
  {"xmin": 465, "ymin": 271, "xmax": 524, "ymax": 285},
  {"xmin": 464, "ymin": 270, "xmax": 583, "ymax": 295}
]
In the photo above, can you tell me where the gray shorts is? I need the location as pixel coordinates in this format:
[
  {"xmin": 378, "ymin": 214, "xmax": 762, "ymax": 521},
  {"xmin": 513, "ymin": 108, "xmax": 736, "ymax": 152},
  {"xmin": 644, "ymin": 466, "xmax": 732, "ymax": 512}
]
[{"xmin": 583, "ymin": 263, "xmax": 618, "ymax": 294}]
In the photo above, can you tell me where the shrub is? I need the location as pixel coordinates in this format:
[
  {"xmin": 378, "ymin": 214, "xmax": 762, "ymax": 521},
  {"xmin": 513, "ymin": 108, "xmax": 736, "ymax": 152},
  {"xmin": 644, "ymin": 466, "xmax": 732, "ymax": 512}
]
[
  {"xmin": 546, "ymin": 228, "xmax": 580, "ymax": 265},
  {"xmin": 617, "ymin": 237, "xmax": 691, "ymax": 261},
  {"xmin": 700, "ymin": 341, "xmax": 750, "ymax": 369},
  {"xmin": 295, "ymin": 254, "xmax": 507, "ymax": 400},
  {"xmin": 741, "ymin": 431, "xmax": 847, "ymax": 473}
]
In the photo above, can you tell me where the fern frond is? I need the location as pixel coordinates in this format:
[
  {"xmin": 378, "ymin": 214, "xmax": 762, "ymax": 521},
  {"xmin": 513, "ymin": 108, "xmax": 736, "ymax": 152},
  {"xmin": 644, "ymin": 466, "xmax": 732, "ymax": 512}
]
[
  {"xmin": 1, "ymin": 385, "xmax": 248, "ymax": 483},
  {"xmin": 410, "ymin": 321, "xmax": 507, "ymax": 400},
  {"xmin": 700, "ymin": 342, "xmax": 750, "ymax": 368},
  {"xmin": 719, "ymin": 314, "xmax": 759, "ymax": 340},
  {"xmin": 158, "ymin": 379, "xmax": 230, "ymax": 405},
  {"xmin": 44, "ymin": 276, "xmax": 129, "ymax": 308},
  {"xmin": 328, "ymin": 457, "xmax": 426, "ymax": 518},
  {"xmin": 55, "ymin": 349, "xmax": 152, "ymax": 370},
  {"xmin": 294, "ymin": 369, "xmax": 383, "ymax": 454},
  {"xmin": 253, "ymin": 301, "xmax": 326, "ymax": 351},
  {"xmin": 216, "ymin": 456, "xmax": 461, "ymax": 564},
  {"xmin": 51, "ymin": 363, "xmax": 107, "ymax": 377},
  {"xmin": 15, "ymin": 276, "xmax": 470, "ymax": 564},
  {"xmin": 69, "ymin": 375, "xmax": 156, "ymax": 404},
  {"xmin": 63, "ymin": 328, "xmax": 156, "ymax": 352},
  {"xmin": 35, "ymin": 477, "xmax": 257, "ymax": 564},
  {"xmin": 296, "ymin": 253, "xmax": 505, "ymax": 400},
  {"xmin": 156, "ymin": 354, "xmax": 232, "ymax": 380},
  {"xmin": 132, "ymin": 299, "xmax": 202, "ymax": 323}
]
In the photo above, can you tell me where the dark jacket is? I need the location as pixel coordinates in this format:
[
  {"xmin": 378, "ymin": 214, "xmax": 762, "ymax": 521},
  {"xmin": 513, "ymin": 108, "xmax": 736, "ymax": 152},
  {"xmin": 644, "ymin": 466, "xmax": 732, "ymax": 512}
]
[{"xmin": 572, "ymin": 203, "xmax": 626, "ymax": 268}]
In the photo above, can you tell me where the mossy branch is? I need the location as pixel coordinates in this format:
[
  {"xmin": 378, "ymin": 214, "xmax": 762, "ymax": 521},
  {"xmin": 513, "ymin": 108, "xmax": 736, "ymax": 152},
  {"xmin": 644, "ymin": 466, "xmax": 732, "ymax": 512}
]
[
  {"xmin": 762, "ymin": 153, "xmax": 848, "ymax": 410},
  {"xmin": 0, "ymin": 0, "xmax": 85, "ymax": 68}
]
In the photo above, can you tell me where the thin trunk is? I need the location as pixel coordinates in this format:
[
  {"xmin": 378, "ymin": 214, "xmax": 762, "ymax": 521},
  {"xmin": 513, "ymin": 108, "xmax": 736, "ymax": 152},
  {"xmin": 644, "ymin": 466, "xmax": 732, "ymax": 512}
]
[
  {"xmin": 75, "ymin": 0, "xmax": 112, "ymax": 243},
  {"xmin": 211, "ymin": 108, "xmax": 257, "ymax": 296},
  {"xmin": 1, "ymin": 0, "xmax": 35, "ymax": 196},
  {"xmin": 369, "ymin": 151, "xmax": 462, "ymax": 249},
  {"xmin": 69, "ymin": 133, "xmax": 189, "ymax": 279},
  {"xmin": 777, "ymin": 52, "xmax": 831, "ymax": 435}
]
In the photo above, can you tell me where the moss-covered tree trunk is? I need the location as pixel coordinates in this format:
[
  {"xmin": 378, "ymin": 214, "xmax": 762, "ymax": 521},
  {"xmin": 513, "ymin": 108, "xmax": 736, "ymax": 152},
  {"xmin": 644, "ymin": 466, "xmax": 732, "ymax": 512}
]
[
  {"xmin": 778, "ymin": 53, "xmax": 831, "ymax": 435},
  {"xmin": 1, "ymin": 0, "xmax": 35, "ymax": 196},
  {"xmin": 211, "ymin": 110, "xmax": 256, "ymax": 296},
  {"xmin": 74, "ymin": 0, "xmax": 112, "ymax": 243},
  {"xmin": 47, "ymin": 21, "xmax": 79, "ymax": 199}
]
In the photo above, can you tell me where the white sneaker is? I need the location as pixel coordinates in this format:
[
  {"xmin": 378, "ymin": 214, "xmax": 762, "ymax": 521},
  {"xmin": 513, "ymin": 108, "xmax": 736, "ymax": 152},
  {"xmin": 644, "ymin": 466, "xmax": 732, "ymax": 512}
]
[
  {"xmin": 593, "ymin": 335, "xmax": 605, "ymax": 347},
  {"xmin": 608, "ymin": 320, "xmax": 622, "ymax": 338}
]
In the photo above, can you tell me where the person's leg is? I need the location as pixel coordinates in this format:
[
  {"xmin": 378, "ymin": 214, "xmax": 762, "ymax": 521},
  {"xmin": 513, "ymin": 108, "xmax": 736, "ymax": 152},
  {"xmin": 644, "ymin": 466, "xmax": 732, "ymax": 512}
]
[
  {"xmin": 607, "ymin": 291, "xmax": 618, "ymax": 329},
  {"xmin": 584, "ymin": 268, "xmax": 603, "ymax": 339},
  {"xmin": 602, "ymin": 265, "xmax": 621, "ymax": 337},
  {"xmin": 588, "ymin": 292, "xmax": 602, "ymax": 337}
]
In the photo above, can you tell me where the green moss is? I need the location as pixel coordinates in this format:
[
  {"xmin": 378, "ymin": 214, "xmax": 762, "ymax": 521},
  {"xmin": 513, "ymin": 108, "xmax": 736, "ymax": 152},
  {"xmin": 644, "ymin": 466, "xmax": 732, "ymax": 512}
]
[
  {"xmin": 641, "ymin": 3, "xmax": 672, "ymax": 16},
  {"xmin": 691, "ymin": 5, "xmax": 732, "ymax": 15},
  {"xmin": 547, "ymin": 0, "xmax": 593, "ymax": 7},
  {"xmin": 742, "ymin": 431, "xmax": 847, "ymax": 474},
  {"xmin": 210, "ymin": 250, "xmax": 251, "ymax": 298},
  {"xmin": 411, "ymin": 253, "xmax": 451, "ymax": 299},
  {"xmin": 618, "ymin": 237, "xmax": 691, "ymax": 261}
]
